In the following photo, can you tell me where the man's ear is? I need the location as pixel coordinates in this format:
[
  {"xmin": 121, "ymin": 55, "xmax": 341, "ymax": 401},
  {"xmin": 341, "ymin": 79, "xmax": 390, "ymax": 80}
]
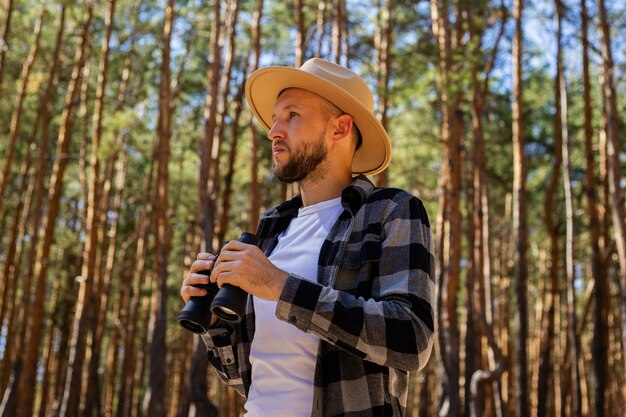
[{"xmin": 332, "ymin": 114, "xmax": 354, "ymax": 140}]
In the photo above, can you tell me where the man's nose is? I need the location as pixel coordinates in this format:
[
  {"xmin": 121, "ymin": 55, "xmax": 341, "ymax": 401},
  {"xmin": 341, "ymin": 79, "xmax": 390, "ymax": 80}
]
[{"xmin": 268, "ymin": 120, "xmax": 284, "ymax": 141}]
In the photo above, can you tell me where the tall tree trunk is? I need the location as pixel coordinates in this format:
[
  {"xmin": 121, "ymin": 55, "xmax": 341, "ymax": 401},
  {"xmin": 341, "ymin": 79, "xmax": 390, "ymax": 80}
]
[
  {"xmin": 22, "ymin": 6, "xmax": 69, "ymax": 415},
  {"xmin": 295, "ymin": 0, "xmax": 306, "ymax": 67},
  {"xmin": 97, "ymin": 19, "xmax": 146, "ymax": 366},
  {"xmin": 0, "ymin": 0, "xmax": 14, "ymax": 99},
  {"xmin": 430, "ymin": 1, "xmax": 464, "ymax": 415},
  {"xmin": 58, "ymin": 23, "xmax": 93, "ymax": 417},
  {"xmin": 24, "ymin": 7, "xmax": 68, "ymax": 413},
  {"xmin": 374, "ymin": 0, "xmax": 392, "ymax": 187},
  {"xmin": 199, "ymin": 0, "xmax": 222, "ymax": 252},
  {"xmin": 0, "ymin": 7, "xmax": 46, "ymax": 398},
  {"xmin": 555, "ymin": 2, "xmax": 582, "ymax": 415},
  {"xmin": 15, "ymin": 6, "xmax": 93, "ymax": 417},
  {"xmin": 315, "ymin": 0, "xmax": 326, "ymax": 58},
  {"xmin": 188, "ymin": 337, "xmax": 219, "ymax": 417},
  {"xmin": 0, "ymin": 6, "xmax": 44, "ymax": 226},
  {"xmin": 218, "ymin": 75, "xmax": 247, "ymax": 246},
  {"xmin": 100, "ymin": 154, "xmax": 128, "ymax": 417},
  {"xmin": 466, "ymin": 4, "xmax": 507, "ymax": 416},
  {"xmin": 596, "ymin": 0, "xmax": 626, "ymax": 395},
  {"xmin": 581, "ymin": 1, "xmax": 609, "ymax": 416},
  {"xmin": 77, "ymin": 42, "xmax": 93, "ymax": 213},
  {"xmin": 116, "ymin": 159, "xmax": 155, "ymax": 417},
  {"xmin": 175, "ymin": 224, "xmax": 202, "ymax": 417},
  {"xmin": 332, "ymin": 0, "xmax": 347, "ymax": 64},
  {"xmin": 82, "ymin": 2, "xmax": 119, "ymax": 413},
  {"xmin": 56, "ymin": 2, "xmax": 115, "ymax": 416},
  {"xmin": 248, "ymin": 0, "xmax": 263, "ymax": 233},
  {"xmin": 212, "ymin": 0, "xmax": 240, "ymax": 248},
  {"xmin": 512, "ymin": 1, "xmax": 529, "ymax": 416},
  {"xmin": 36, "ymin": 274, "xmax": 66, "ymax": 417},
  {"xmin": 135, "ymin": 270, "xmax": 155, "ymax": 417},
  {"xmin": 192, "ymin": 1, "xmax": 223, "ymax": 413},
  {"xmin": 536, "ymin": 6, "xmax": 564, "ymax": 415},
  {"xmin": 145, "ymin": 2, "xmax": 174, "ymax": 416},
  {"xmin": 49, "ymin": 252, "xmax": 82, "ymax": 416}
]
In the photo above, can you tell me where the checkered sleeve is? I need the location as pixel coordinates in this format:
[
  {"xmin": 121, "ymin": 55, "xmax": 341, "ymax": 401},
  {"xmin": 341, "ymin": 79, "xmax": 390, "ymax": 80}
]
[{"xmin": 276, "ymin": 191, "xmax": 435, "ymax": 372}]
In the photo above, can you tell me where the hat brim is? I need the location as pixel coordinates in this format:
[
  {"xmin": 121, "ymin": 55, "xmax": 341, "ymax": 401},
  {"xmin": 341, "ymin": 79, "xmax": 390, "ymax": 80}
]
[{"xmin": 245, "ymin": 66, "xmax": 392, "ymax": 176}]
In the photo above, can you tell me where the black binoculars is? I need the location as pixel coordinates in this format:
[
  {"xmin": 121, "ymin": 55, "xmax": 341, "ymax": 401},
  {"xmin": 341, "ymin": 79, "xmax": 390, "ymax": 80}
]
[{"xmin": 177, "ymin": 232, "xmax": 259, "ymax": 333}]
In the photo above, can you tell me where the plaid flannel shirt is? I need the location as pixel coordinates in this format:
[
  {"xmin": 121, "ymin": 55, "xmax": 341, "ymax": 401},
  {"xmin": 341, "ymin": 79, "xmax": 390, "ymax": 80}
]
[{"xmin": 201, "ymin": 175, "xmax": 435, "ymax": 417}]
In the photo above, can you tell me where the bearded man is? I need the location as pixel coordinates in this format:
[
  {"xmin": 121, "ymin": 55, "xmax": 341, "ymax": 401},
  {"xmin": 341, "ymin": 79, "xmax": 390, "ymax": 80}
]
[{"xmin": 181, "ymin": 58, "xmax": 435, "ymax": 417}]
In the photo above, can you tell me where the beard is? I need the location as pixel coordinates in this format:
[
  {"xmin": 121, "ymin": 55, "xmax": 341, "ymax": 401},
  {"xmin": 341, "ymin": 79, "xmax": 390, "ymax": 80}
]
[{"xmin": 273, "ymin": 132, "xmax": 328, "ymax": 184}]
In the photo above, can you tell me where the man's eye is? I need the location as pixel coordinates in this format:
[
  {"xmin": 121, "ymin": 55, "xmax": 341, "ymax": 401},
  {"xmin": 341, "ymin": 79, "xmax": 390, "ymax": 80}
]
[{"xmin": 288, "ymin": 111, "xmax": 298, "ymax": 119}]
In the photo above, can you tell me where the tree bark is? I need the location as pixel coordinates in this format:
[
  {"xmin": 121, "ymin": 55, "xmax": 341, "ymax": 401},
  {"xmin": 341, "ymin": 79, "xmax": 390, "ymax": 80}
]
[
  {"xmin": 15, "ymin": 5, "xmax": 93, "ymax": 416},
  {"xmin": 581, "ymin": 1, "xmax": 609, "ymax": 416},
  {"xmin": 374, "ymin": 0, "xmax": 392, "ymax": 187},
  {"xmin": 218, "ymin": 75, "xmax": 247, "ymax": 246},
  {"xmin": 430, "ymin": 1, "xmax": 464, "ymax": 415},
  {"xmin": 315, "ymin": 0, "xmax": 326, "ymax": 58},
  {"xmin": 596, "ymin": 2, "xmax": 626, "ymax": 399},
  {"xmin": 332, "ymin": 0, "xmax": 347, "ymax": 64},
  {"xmin": 295, "ymin": 0, "xmax": 306, "ymax": 67},
  {"xmin": 145, "ymin": 2, "xmax": 175, "ymax": 416},
  {"xmin": 199, "ymin": 0, "xmax": 222, "ymax": 252},
  {"xmin": 116, "ymin": 158, "xmax": 155, "ymax": 417},
  {"xmin": 55, "ymin": 2, "xmax": 116, "ymax": 415},
  {"xmin": 0, "ymin": 8, "xmax": 46, "ymax": 402},
  {"xmin": 0, "ymin": 6, "xmax": 44, "ymax": 225},
  {"xmin": 535, "ymin": 5, "xmax": 564, "ymax": 415},
  {"xmin": 0, "ymin": 0, "xmax": 14, "ymax": 99},
  {"xmin": 554, "ymin": 2, "xmax": 582, "ymax": 415},
  {"xmin": 191, "ymin": 2, "xmax": 224, "ymax": 412},
  {"xmin": 466, "ymin": 4, "xmax": 507, "ymax": 416},
  {"xmin": 212, "ymin": 0, "xmax": 240, "ymax": 247},
  {"xmin": 512, "ymin": 1, "xmax": 529, "ymax": 416},
  {"xmin": 248, "ymin": 0, "xmax": 264, "ymax": 233}
]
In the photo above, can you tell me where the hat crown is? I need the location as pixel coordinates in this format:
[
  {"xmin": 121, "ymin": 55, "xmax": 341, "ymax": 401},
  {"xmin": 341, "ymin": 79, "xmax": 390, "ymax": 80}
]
[{"xmin": 299, "ymin": 59, "xmax": 374, "ymax": 112}]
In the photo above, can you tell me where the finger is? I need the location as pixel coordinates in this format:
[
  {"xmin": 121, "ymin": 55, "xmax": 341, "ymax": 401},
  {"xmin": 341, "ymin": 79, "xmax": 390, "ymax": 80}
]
[
  {"xmin": 215, "ymin": 246, "xmax": 251, "ymax": 266},
  {"xmin": 183, "ymin": 272, "xmax": 211, "ymax": 286},
  {"xmin": 180, "ymin": 284, "xmax": 207, "ymax": 302},
  {"xmin": 220, "ymin": 240, "xmax": 250, "ymax": 253},
  {"xmin": 213, "ymin": 269, "xmax": 236, "ymax": 289},
  {"xmin": 209, "ymin": 260, "xmax": 232, "ymax": 284},
  {"xmin": 196, "ymin": 252, "xmax": 216, "ymax": 261},
  {"xmin": 190, "ymin": 259, "xmax": 214, "ymax": 273}
]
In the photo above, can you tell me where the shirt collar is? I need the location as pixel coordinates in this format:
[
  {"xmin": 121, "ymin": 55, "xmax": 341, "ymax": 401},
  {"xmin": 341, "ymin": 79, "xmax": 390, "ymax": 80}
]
[
  {"xmin": 264, "ymin": 175, "xmax": 375, "ymax": 220},
  {"xmin": 340, "ymin": 175, "xmax": 374, "ymax": 214}
]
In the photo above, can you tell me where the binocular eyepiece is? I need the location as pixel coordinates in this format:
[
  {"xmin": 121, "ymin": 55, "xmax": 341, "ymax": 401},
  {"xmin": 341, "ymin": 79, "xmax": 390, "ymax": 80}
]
[{"xmin": 178, "ymin": 232, "xmax": 259, "ymax": 333}]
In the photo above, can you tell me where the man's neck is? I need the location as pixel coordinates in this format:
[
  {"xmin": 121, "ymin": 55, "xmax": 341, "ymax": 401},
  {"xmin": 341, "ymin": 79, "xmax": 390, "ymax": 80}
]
[{"xmin": 298, "ymin": 173, "xmax": 352, "ymax": 207}]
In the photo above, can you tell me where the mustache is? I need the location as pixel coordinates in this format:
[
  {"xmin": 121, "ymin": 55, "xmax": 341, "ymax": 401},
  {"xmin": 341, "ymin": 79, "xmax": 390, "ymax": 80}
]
[{"xmin": 272, "ymin": 140, "xmax": 290, "ymax": 151}]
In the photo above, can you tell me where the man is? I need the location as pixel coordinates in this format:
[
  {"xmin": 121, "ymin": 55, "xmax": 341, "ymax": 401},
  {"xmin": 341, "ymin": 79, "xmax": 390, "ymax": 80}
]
[{"xmin": 181, "ymin": 58, "xmax": 435, "ymax": 416}]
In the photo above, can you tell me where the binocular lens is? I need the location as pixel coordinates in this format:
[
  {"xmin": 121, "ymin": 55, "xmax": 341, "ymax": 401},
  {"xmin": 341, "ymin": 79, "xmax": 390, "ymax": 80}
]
[
  {"xmin": 178, "ymin": 318, "xmax": 206, "ymax": 334},
  {"xmin": 211, "ymin": 305, "xmax": 239, "ymax": 322},
  {"xmin": 178, "ymin": 296, "xmax": 213, "ymax": 334}
]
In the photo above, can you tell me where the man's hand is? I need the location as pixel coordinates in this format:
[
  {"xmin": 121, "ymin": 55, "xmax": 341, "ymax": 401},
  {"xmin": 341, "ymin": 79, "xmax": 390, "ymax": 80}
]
[
  {"xmin": 180, "ymin": 253, "xmax": 216, "ymax": 303},
  {"xmin": 210, "ymin": 240, "xmax": 289, "ymax": 301}
]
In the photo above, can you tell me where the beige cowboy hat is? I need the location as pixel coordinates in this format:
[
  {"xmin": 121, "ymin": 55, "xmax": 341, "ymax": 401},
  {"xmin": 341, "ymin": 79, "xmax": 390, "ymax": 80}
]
[{"xmin": 245, "ymin": 58, "xmax": 392, "ymax": 176}]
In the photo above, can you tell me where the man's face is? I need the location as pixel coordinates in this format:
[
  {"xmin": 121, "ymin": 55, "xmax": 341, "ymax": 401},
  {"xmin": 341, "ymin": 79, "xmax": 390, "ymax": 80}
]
[{"xmin": 268, "ymin": 89, "xmax": 338, "ymax": 184}]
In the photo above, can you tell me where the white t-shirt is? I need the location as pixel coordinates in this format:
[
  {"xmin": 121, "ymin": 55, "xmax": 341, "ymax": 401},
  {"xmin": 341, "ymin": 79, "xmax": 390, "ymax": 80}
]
[{"xmin": 244, "ymin": 197, "xmax": 344, "ymax": 417}]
